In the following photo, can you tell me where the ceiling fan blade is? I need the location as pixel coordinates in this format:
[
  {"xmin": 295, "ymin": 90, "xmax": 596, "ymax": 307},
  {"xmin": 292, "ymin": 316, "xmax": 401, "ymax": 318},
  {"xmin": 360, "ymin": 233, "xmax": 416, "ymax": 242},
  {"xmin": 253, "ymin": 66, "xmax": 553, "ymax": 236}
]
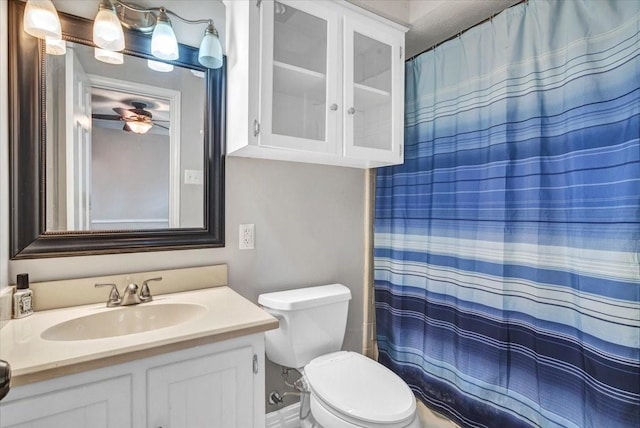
[
  {"xmin": 156, "ymin": 123, "xmax": 170, "ymax": 130},
  {"xmin": 92, "ymin": 113, "xmax": 122, "ymax": 121},
  {"xmin": 113, "ymin": 107, "xmax": 138, "ymax": 120}
]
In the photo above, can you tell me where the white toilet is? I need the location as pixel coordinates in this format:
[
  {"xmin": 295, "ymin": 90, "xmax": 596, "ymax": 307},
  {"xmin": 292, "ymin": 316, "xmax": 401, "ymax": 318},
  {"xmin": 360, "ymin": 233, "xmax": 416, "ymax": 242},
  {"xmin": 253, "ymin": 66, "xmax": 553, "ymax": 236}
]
[{"xmin": 258, "ymin": 284, "xmax": 420, "ymax": 428}]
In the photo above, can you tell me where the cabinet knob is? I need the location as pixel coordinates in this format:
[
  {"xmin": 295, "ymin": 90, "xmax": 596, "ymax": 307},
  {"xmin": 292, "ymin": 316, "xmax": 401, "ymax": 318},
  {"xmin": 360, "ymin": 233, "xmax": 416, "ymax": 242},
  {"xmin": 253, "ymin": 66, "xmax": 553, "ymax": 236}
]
[
  {"xmin": 347, "ymin": 107, "xmax": 356, "ymax": 115},
  {"xmin": 330, "ymin": 104, "xmax": 338, "ymax": 111}
]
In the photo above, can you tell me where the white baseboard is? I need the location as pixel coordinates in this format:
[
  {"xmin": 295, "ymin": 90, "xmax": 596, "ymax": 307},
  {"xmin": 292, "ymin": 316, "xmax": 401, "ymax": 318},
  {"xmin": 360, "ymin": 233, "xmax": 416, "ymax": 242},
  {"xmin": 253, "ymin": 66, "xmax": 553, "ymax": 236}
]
[{"xmin": 266, "ymin": 403, "xmax": 301, "ymax": 428}]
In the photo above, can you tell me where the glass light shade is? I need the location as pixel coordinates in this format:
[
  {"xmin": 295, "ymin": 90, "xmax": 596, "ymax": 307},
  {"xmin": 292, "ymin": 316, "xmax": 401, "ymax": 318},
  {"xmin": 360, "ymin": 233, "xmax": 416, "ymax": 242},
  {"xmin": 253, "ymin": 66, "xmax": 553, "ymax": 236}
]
[
  {"xmin": 45, "ymin": 37, "xmax": 66, "ymax": 55},
  {"xmin": 198, "ymin": 28, "xmax": 223, "ymax": 69},
  {"xmin": 23, "ymin": 0, "xmax": 62, "ymax": 40},
  {"xmin": 151, "ymin": 19, "xmax": 179, "ymax": 61},
  {"xmin": 94, "ymin": 48, "xmax": 124, "ymax": 65},
  {"xmin": 147, "ymin": 60, "xmax": 174, "ymax": 73},
  {"xmin": 93, "ymin": 6, "xmax": 125, "ymax": 51},
  {"xmin": 124, "ymin": 121, "xmax": 152, "ymax": 134}
]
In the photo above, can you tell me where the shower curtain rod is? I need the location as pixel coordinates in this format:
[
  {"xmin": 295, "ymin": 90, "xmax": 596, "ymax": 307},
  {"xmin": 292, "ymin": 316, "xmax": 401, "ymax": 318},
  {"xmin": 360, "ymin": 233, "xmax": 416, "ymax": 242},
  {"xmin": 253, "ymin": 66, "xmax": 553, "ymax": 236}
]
[{"xmin": 406, "ymin": 0, "xmax": 527, "ymax": 63}]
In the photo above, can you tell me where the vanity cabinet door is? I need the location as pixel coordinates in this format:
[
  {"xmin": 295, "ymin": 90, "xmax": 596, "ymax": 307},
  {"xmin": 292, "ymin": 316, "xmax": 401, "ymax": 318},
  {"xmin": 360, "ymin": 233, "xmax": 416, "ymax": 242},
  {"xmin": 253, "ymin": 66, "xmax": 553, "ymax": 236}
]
[
  {"xmin": 0, "ymin": 376, "xmax": 132, "ymax": 428},
  {"xmin": 147, "ymin": 346, "xmax": 254, "ymax": 428}
]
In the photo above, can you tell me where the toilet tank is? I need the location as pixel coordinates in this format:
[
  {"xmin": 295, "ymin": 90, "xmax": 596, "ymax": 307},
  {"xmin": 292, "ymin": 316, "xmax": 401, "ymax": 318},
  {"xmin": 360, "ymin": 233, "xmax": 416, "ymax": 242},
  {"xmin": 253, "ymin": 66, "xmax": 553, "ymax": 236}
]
[{"xmin": 258, "ymin": 284, "xmax": 352, "ymax": 368}]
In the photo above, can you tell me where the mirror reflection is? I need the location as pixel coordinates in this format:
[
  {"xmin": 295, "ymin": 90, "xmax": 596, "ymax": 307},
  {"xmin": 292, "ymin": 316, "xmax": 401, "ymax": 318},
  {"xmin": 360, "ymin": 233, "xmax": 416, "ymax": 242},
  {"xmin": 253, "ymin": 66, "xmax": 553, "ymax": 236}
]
[{"xmin": 45, "ymin": 41, "xmax": 205, "ymax": 231}]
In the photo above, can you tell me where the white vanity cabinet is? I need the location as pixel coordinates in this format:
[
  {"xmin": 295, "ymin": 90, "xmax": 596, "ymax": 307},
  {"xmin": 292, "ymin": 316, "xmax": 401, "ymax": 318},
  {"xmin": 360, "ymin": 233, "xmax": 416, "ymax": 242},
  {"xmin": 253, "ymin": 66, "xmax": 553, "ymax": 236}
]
[
  {"xmin": 0, "ymin": 335, "xmax": 266, "ymax": 428},
  {"xmin": 147, "ymin": 345, "xmax": 255, "ymax": 427},
  {"xmin": 226, "ymin": 0, "xmax": 407, "ymax": 168},
  {"xmin": 0, "ymin": 376, "xmax": 132, "ymax": 428}
]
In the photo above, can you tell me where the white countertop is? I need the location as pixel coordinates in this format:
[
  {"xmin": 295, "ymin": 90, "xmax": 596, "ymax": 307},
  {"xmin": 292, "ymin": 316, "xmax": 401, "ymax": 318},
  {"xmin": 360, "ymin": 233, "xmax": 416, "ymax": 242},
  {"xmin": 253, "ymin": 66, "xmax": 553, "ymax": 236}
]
[{"xmin": 0, "ymin": 286, "xmax": 278, "ymax": 386}]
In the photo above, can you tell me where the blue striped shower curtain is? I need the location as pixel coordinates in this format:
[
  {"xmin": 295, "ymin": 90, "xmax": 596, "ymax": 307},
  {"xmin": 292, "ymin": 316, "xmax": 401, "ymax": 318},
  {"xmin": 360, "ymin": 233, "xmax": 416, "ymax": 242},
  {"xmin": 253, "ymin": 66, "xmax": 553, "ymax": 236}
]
[{"xmin": 374, "ymin": 1, "xmax": 640, "ymax": 427}]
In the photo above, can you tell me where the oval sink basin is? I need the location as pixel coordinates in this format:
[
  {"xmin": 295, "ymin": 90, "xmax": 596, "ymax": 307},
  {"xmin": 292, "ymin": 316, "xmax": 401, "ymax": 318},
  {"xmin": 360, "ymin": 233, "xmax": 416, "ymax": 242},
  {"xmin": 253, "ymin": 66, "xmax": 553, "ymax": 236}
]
[{"xmin": 41, "ymin": 303, "xmax": 207, "ymax": 341}]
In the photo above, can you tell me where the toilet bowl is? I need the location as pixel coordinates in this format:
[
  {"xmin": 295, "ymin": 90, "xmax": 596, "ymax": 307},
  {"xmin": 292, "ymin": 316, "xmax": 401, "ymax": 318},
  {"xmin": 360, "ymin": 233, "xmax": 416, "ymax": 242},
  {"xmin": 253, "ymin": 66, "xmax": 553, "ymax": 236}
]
[
  {"xmin": 304, "ymin": 351, "xmax": 420, "ymax": 428},
  {"xmin": 258, "ymin": 284, "xmax": 419, "ymax": 428}
]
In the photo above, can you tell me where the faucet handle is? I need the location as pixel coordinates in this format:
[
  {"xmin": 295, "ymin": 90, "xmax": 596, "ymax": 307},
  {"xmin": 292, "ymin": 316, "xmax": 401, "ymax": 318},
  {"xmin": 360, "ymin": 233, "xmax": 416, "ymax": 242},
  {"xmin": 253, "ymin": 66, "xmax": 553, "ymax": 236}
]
[
  {"xmin": 140, "ymin": 277, "xmax": 162, "ymax": 302},
  {"xmin": 95, "ymin": 283, "xmax": 121, "ymax": 307}
]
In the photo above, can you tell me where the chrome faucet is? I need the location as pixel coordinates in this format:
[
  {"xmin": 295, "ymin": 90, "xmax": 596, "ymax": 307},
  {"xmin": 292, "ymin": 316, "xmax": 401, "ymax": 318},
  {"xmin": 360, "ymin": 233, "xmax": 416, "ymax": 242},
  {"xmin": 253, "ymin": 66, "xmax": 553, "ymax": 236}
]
[
  {"xmin": 120, "ymin": 283, "xmax": 142, "ymax": 306},
  {"xmin": 95, "ymin": 277, "xmax": 163, "ymax": 307}
]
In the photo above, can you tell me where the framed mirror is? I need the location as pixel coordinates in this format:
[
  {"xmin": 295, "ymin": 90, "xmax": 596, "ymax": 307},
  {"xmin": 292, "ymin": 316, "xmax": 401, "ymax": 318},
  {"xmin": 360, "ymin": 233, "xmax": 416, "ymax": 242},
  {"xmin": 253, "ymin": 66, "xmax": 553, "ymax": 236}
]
[{"xmin": 8, "ymin": 0, "xmax": 225, "ymax": 259}]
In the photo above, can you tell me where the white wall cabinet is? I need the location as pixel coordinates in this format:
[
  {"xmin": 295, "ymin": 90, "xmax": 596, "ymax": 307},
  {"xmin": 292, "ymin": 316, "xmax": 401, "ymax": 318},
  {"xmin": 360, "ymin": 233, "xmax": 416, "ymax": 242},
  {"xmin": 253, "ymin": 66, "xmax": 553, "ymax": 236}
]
[
  {"xmin": 0, "ymin": 335, "xmax": 266, "ymax": 428},
  {"xmin": 226, "ymin": 0, "xmax": 407, "ymax": 169}
]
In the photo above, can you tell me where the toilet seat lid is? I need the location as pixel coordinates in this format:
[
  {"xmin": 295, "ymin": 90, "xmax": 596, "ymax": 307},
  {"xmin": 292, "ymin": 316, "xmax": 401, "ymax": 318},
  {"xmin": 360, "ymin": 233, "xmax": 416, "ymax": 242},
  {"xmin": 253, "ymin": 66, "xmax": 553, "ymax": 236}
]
[{"xmin": 304, "ymin": 352, "xmax": 416, "ymax": 425}]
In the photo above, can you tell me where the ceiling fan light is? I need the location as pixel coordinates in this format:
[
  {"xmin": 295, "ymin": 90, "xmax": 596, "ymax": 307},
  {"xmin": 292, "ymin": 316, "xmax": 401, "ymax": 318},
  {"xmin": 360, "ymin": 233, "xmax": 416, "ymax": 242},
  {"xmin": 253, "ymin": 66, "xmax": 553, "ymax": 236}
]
[
  {"xmin": 94, "ymin": 47, "xmax": 124, "ymax": 64},
  {"xmin": 45, "ymin": 37, "xmax": 66, "ymax": 55},
  {"xmin": 124, "ymin": 121, "xmax": 152, "ymax": 134},
  {"xmin": 93, "ymin": 1, "xmax": 125, "ymax": 51},
  {"xmin": 23, "ymin": 0, "xmax": 62, "ymax": 40},
  {"xmin": 147, "ymin": 59, "xmax": 174, "ymax": 73},
  {"xmin": 151, "ymin": 11, "xmax": 179, "ymax": 61},
  {"xmin": 198, "ymin": 23, "xmax": 223, "ymax": 69}
]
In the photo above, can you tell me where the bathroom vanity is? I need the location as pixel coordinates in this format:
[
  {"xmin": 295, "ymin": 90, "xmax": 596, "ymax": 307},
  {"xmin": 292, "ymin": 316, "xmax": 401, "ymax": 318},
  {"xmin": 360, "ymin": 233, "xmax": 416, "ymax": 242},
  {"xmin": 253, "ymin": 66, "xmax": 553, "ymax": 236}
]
[{"xmin": 0, "ymin": 282, "xmax": 278, "ymax": 428}]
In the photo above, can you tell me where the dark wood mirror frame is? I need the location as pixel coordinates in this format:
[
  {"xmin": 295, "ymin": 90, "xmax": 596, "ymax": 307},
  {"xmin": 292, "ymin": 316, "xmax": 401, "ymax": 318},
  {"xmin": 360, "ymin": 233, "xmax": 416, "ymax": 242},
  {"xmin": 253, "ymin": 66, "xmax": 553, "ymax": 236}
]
[{"xmin": 8, "ymin": 0, "xmax": 225, "ymax": 259}]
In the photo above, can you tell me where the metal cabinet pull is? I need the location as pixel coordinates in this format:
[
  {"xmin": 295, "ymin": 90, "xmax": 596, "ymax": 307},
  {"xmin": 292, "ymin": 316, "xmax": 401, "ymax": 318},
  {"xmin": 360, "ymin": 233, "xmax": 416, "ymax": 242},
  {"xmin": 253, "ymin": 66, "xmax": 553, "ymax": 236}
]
[
  {"xmin": 347, "ymin": 107, "xmax": 356, "ymax": 115},
  {"xmin": 330, "ymin": 103, "xmax": 338, "ymax": 111}
]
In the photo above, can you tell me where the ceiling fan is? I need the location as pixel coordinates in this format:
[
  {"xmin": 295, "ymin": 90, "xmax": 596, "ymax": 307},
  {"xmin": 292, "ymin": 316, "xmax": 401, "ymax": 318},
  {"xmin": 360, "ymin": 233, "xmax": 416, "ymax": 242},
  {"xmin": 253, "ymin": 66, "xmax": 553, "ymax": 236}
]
[{"xmin": 92, "ymin": 101, "xmax": 169, "ymax": 134}]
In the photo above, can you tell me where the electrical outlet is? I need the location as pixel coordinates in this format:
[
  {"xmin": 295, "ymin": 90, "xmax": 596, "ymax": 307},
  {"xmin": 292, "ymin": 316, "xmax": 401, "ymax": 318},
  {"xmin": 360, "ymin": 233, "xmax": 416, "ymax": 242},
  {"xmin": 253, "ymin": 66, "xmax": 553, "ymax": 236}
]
[{"xmin": 239, "ymin": 224, "xmax": 255, "ymax": 250}]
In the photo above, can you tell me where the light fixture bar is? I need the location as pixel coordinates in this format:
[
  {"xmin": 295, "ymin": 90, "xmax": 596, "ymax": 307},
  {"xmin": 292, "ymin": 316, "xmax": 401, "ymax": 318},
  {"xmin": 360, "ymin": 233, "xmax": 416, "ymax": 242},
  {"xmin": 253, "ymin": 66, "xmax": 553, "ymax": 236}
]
[
  {"xmin": 23, "ymin": 0, "xmax": 224, "ymax": 69},
  {"xmin": 111, "ymin": 0, "xmax": 223, "ymax": 69}
]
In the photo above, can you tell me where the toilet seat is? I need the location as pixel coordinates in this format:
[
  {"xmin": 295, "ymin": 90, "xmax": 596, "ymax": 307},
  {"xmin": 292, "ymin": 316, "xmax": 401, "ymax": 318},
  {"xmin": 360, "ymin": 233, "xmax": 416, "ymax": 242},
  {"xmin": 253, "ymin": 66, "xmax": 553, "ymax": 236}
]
[{"xmin": 304, "ymin": 351, "xmax": 417, "ymax": 428}]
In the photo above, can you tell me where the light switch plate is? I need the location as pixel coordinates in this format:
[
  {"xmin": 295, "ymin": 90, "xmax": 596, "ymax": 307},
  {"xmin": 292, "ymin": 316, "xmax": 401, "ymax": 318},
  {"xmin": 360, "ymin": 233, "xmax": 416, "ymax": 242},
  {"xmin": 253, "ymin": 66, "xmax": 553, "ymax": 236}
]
[{"xmin": 184, "ymin": 169, "xmax": 203, "ymax": 185}]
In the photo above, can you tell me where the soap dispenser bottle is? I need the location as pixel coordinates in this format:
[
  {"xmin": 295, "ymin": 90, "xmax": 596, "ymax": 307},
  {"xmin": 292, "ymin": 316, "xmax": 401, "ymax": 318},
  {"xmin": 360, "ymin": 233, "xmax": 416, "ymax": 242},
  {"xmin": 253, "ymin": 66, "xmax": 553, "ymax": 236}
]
[{"xmin": 13, "ymin": 273, "xmax": 33, "ymax": 319}]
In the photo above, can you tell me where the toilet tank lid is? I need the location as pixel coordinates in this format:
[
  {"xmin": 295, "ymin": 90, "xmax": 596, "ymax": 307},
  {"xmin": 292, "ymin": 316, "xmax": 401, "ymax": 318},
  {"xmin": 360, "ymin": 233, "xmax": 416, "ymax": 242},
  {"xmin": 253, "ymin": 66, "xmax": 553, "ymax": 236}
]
[{"xmin": 258, "ymin": 284, "xmax": 352, "ymax": 311}]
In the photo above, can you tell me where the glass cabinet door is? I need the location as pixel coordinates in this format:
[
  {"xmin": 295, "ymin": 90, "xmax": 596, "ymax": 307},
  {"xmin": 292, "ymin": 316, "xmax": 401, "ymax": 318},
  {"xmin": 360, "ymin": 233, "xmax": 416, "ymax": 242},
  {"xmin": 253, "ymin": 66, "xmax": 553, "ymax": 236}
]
[
  {"xmin": 259, "ymin": 1, "xmax": 339, "ymax": 154},
  {"xmin": 343, "ymin": 16, "xmax": 404, "ymax": 163}
]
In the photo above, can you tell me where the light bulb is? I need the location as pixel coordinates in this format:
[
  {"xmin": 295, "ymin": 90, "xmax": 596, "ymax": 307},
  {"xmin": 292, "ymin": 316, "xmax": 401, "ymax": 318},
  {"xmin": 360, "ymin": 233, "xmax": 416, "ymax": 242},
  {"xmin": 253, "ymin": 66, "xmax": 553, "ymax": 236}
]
[
  {"xmin": 93, "ymin": 2, "xmax": 125, "ymax": 51},
  {"xmin": 151, "ymin": 11, "xmax": 178, "ymax": 61},
  {"xmin": 23, "ymin": 0, "xmax": 62, "ymax": 40}
]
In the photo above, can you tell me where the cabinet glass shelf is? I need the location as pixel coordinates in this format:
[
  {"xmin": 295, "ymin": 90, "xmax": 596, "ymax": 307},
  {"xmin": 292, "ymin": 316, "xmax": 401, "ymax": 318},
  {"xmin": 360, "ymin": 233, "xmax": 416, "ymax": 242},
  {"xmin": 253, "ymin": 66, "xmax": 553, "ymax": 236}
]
[
  {"xmin": 354, "ymin": 82, "xmax": 390, "ymax": 108},
  {"xmin": 273, "ymin": 60, "xmax": 326, "ymax": 101}
]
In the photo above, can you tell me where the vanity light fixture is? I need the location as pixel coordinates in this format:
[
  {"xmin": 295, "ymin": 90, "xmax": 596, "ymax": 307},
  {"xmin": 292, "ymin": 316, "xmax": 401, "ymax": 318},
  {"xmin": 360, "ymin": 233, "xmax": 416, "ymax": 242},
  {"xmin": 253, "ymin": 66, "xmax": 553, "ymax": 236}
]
[
  {"xmin": 150, "ymin": 8, "xmax": 178, "ymax": 60},
  {"xmin": 198, "ymin": 22, "xmax": 223, "ymax": 69},
  {"xmin": 93, "ymin": 0, "xmax": 126, "ymax": 52},
  {"xmin": 110, "ymin": 1, "xmax": 223, "ymax": 69},
  {"xmin": 23, "ymin": 0, "xmax": 62, "ymax": 40},
  {"xmin": 22, "ymin": 0, "xmax": 223, "ymax": 69}
]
